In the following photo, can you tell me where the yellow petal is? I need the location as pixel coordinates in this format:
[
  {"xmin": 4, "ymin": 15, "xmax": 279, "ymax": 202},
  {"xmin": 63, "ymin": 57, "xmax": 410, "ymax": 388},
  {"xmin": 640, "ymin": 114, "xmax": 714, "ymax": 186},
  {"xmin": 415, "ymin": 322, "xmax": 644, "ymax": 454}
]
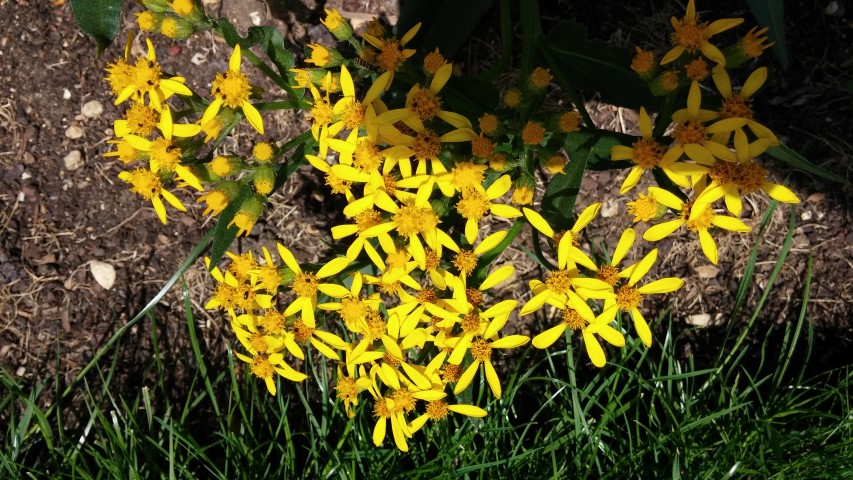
[
  {"xmin": 532, "ymin": 324, "xmax": 566, "ymax": 349},
  {"xmin": 447, "ymin": 404, "xmax": 487, "ymax": 418},
  {"xmin": 643, "ymin": 219, "xmax": 683, "ymax": 242},
  {"xmin": 582, "ymin": 330, "xmax": 607, "ymax": 368},
  {"xmin": 574, "ymin": 203, "xmax": 601, "ymax": 232},
  {"xmin": 637, "ymin": 277, "xmax": 684, "ymax": 294},
  {"xmin": 761, "ymin": 182, "xmax": 799, "ymax": 204},
  {"xmin": 276, "ymin": 243, "xmax": 301, "ymax": 274},
  {"xmin": 523, "ymin": 207, "xmax": 554, "ymax": 238},
  {"xmin": 229, "ymin": 44, "xmax": 242, "ymax": 71},
  {"xmin": 490, "ymin": 334, "xmax": 529, "ymax": 349},
  {"xmin": 697, "ymin": 228, "xmax": 719, "ymax": 265},
  {"xmin": 453, "ymin": 361, "xmax": 480, "ymax": 395},
  {"xmin": 484, "ymin": 360, "xmax": 502, "ymax": 398},
  {"xmin": 628, "ymin": 248, "xmax": 657, "ymax": 287},
  {"xmin": 711, "ymin": 215, "xmax": 750, "ymax": 232},
  {"xmin": 241, "ymin": 101, "xmax": 264, "ymax": 135},
  {"xmin": 474, "ymin": 230, "xmax": 507, "ymax": 256},
  {"xmin": 479, "ymin": 265, "xmax": 514, "ymax": 291},
  {"xmin": 612, "ymin": 228, "xmax": 636, "ymax": 266},
  {"xmin": 711, "ymin": 65, "xmax": 732, "ymax": 99},
  {"xmin": 632, "ymin": 309, "xmax": 653, "ymax": 347},
  {"xmin": 619, "ymin": 167, "xmax": 643, "ymax": 194}
]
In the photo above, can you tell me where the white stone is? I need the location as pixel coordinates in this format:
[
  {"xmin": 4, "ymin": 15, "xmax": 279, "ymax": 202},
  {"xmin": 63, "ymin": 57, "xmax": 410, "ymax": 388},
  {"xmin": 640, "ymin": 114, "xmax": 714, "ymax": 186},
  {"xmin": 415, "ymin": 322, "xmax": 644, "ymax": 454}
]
[
  {"xmin": 695, "ymin": 264, "xmax": 719, "ymax": 279},
  {"xmin": 65, "ymin": 124, "xmax": 84, "ymax": 139},
  {"xmin": 800, "ymin": 210, "xmax": 813, "ymax": 221},
  {"xmin": 81, "ymin": 100, "xmax": 104, "ymax": 119},
  {"xmin": 64, "ymin": 150, "xmax": 84, "ymax": 171},
  {"xmin": 90, "ymin": 260, "xmax": 116, "ymax": 290},
  {"xmin": 63, "ymin": 88, "xmax": 71, "ymax": 100},
  {"xmin": 686, "ymin": 313, "xmax": 712, "ymax": 327},
  {"xmin": 600, "ymin": 198, "xmax": 620, "ymax": 218}
]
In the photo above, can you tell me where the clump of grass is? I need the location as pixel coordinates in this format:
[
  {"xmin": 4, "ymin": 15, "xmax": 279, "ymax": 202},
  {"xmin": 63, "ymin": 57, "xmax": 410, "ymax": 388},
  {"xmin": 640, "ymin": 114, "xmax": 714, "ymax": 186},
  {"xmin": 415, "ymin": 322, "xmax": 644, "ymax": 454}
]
[{"xmin": 2, "ymin": 206, "xmax": 851, "ymax": 479}]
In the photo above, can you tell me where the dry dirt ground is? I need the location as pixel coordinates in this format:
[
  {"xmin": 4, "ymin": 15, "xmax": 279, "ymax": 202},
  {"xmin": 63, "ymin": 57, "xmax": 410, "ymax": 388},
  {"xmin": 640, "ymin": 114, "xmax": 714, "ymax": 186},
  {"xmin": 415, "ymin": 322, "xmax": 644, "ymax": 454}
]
[{"xmin": 0, "ymin": 0, "xmax": 851, "ymax": 409}]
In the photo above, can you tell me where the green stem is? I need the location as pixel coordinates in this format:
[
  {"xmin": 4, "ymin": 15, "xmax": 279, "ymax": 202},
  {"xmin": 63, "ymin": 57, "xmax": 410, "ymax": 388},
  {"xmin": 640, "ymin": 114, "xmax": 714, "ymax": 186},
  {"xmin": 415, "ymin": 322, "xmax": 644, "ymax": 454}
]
[{"xmin": 652, "ymin": 92, "xmax": 677, "ymax": 139}]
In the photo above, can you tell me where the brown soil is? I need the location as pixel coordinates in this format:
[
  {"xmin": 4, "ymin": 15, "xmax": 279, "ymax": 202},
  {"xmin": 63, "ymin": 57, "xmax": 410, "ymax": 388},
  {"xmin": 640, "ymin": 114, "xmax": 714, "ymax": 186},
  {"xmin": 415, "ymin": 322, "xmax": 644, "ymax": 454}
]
[{"xmin": 0, "ymin": 0, "xmax": 851, "ymax": 416}]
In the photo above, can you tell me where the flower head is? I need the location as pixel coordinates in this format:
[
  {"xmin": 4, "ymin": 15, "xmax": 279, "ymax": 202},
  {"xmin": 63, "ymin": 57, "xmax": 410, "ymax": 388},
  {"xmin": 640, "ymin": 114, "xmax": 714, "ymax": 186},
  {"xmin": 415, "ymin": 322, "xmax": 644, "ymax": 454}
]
[{"xmin": 200, "ymin": 45, "xmax": 264, "ymax": 134}]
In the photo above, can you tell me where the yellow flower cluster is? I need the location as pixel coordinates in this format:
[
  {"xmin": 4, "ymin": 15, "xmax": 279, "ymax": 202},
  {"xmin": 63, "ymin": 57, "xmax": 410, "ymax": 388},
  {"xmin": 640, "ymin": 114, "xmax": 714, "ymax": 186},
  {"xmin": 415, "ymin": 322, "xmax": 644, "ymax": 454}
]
[
  {"xmin": 617, "ymin": 0, "xmax": 798, "ymax": 265},
  {"xmin": 104, "ymin": 28, "xmax": 271, "ymax": 230},
  {"xmin": 195, "ymin": 12, "xmax": 694, "ymax": 452}
]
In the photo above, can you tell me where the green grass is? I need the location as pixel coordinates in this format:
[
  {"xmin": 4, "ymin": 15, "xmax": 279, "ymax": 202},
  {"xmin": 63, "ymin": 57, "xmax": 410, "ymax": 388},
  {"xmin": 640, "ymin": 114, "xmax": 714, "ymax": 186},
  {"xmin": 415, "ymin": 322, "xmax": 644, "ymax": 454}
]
[{"xmin": 2, "ymin": 205, "xmax": 852, "ymax": 479}]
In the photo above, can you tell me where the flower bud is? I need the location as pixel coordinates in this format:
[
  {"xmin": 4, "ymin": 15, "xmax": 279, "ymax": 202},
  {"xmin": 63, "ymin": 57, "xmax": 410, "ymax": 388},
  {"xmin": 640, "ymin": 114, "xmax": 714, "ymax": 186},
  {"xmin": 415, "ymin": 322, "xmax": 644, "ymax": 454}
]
[
  {"xmin": 160, "ymin": 16, "xmax": 195, "ymax": 40},
  {"xmin": 321, "ymin": 8, "xmax": 353, "ymax": 42},
  {"xmin": 648, "ymin": 71, "xmax": 681, "ymax": 96},
  {"xmin": 229, "ymin": 195, "xmax": 265, "ymax": 237},
  {"xmin": 209, "ymin": 155, "xmax": 243, "ymax": 177},
  {"xmin": 197, "ymin": 181, "xmax": 240, "ymax": 217},
  {"xmin": 135, "ymin": 11, "xmax": 162, "ymax": 32},
  {"xmin": 252, "ymin": 164, "xmax": 276, "ymax": 196}
]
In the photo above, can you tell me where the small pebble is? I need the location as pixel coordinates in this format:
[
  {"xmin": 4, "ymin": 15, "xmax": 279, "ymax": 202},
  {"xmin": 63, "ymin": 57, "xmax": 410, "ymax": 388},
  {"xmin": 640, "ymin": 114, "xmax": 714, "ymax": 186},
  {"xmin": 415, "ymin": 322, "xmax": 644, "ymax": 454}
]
[
  {"xmin": 63, "ymin": 88, "xmax": 71, "ymax": 100},
  {"xmin": 65, "ymin": 124, "xmax": 84, "ymax": 139},
  {"xmin": 81, "ymin": 100, "xmax": 104, "ymax": 118},
  {"xmin": 64, "ymin": 150, "xmax": 84, "ymax": 170},
  {"xmin": 168, "ymin": 44, "xmax": 182, "ymax": 56}
]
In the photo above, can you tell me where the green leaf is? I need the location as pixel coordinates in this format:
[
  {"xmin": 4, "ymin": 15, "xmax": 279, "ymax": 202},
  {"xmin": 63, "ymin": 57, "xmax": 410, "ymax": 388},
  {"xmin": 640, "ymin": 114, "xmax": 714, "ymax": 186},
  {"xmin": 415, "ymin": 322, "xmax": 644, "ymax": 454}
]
[
  {"xmin": 70, "ymin": 0, "xmax": 121, "ymax": 56},
  {"xmin": 442, "ymin": 76, "xmax": 500, "ymax": 121},
  {"xmin": 563, "ymin": 129, "xmax": 633, "ymax": 171},
  {"xmin": 208, "ymin": 185, "xmax": 254, "ymax": 268},
  {"xmin": 397, "ymin": 0, "xmax": 495, "ymax": 59},
  {"xmin": 540, "ymin": 136, "xmax": 591, "ymax": 230},
  {"xmin": 544, "ymin": 20, "xmax": 659, "ymax": 111},
  {"xmin": 744, "ymin": 0, "xmax": 788, "ymax": 69},
  {"xmin": 766, "ymin": 144, "xmax": 850, "ymax": 185}
]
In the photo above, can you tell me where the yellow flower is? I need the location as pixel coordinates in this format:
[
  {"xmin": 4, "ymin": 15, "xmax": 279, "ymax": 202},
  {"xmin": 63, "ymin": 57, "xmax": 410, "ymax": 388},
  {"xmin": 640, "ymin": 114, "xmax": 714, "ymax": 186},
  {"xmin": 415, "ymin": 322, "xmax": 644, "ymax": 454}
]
[
  {"xmin": 611, "ymin": 107, "xmax": 706, "ymax": 193},
  {"xmin": 710, "ymin": 66, "xmax": 778, "ymax": 145},
  {"xmin": 626, "ymin": 191, "xmax": 663, "ymax": 223},
  {"xmin": 114, "ymin": 102, "xmax": 159, "ymax": 138},
  {"xmin": 456, "ymin": 175, "xmax": 523, "ymax": 244},
  {"xmin": 123, "ymin": 106, "xmax": 203, "ymax": 191},
  {"xmin": 376, "ymin": 63, "xmax": 472, "ymax": 131},
  {"xmin": 668, "ymin": 81, "xmax": 746, "ymax": 166},
  {"xmin": 602, "ymin": 247, "xmax": 684, "ymax": 347},
  {"xmin": 630, "ymin": 47, "xmax": 656, "ymax": 78},
  {"xmin": 452, "ymin": 313, "xmax": 529, "ymax": 399},
  {"xmin": 521, "ymin": 121, "xmax": 546, "ymax": 145},
  {"xmin": 408, "ymin": 395, "xmax": 487, "ymax": 434},
  {"xmin": 702, "ymin": 130, "xmax": 799, "ymax": 216},
  {"xmin": 277, "ymin": 243, "xmax": 351, "ymax": 328},
  {"xmin": 661, "ymin": 0, "xmax": 743, "ymax": 66},
  {"xmin": 532, "ymin": 304, "xmax": 625, "ymax": 368},
  {"xmin": 200, "ymin": 44, "xmax": 264, "ymax": 135},
  {"xmin": 362, "ymin": 23, "xmax": 422, "ymax": 90},
  {"xmin": 114, "ymin": 38, "xmax": 192, "ymax": 109},
  {"xmin": 521, "ymin": 205, "xmax": 613, "ymax": 316},
  {"xmin": 644, "ymin": 186, "xmax": 751, "ymax": 265},
  {"xmin": 321, "ymin": 8, "xmax": 353, "ymax": 41},
  {"xmin": 423, "ymin": 48, "xmax": 447, "ymax": 75},
  {"xmin": 118, "ymin": 167, "xmax": 186, "ymax": 224}
]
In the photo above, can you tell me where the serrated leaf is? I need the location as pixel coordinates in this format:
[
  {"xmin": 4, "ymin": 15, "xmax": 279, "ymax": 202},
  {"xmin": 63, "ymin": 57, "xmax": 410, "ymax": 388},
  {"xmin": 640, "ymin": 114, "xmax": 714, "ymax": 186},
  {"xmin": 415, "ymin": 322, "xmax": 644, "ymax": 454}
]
[
  {"xmin": 766, "ymin": 144, "xmax": 850, "ymax": 185},
  {"xmin": 544, "ymin": 20, "xmax": 659, "ymax": 111},
  {"xmin": 745, "ymin": 0, "xmax": 788, "ymax": 69},
  {"xmin": 70, "ymin": 0, "xmax": 121, "ymax": 56}
]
